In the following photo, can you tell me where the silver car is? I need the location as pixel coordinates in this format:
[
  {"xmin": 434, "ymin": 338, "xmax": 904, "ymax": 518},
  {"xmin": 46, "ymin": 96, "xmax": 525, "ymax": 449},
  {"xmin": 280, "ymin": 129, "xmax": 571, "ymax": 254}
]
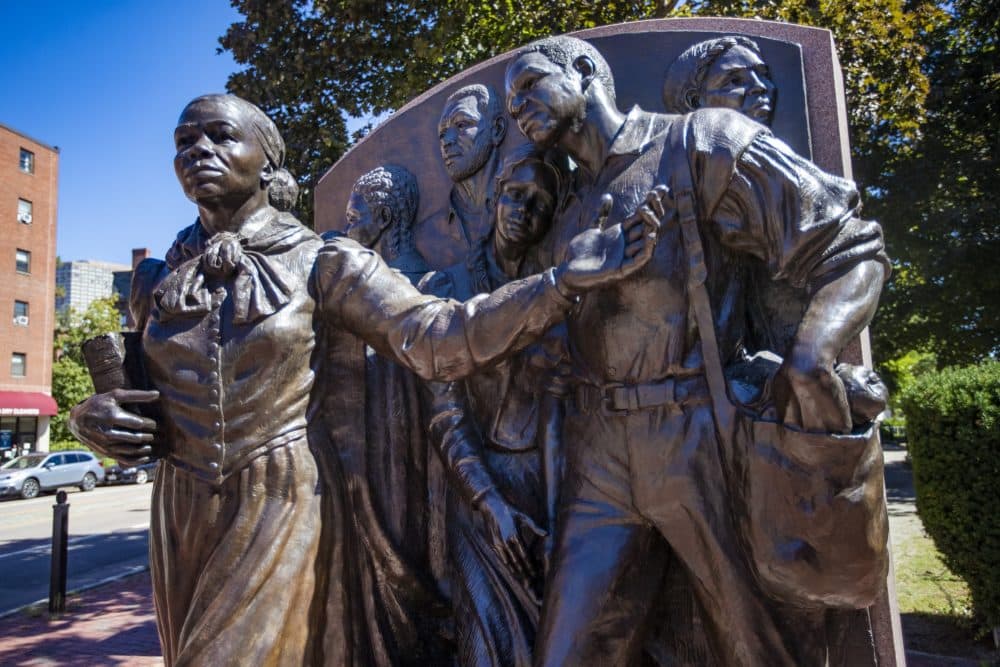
[{"xmin": 0, "ymin": 451, "xmax": 105, "ymax": 499}]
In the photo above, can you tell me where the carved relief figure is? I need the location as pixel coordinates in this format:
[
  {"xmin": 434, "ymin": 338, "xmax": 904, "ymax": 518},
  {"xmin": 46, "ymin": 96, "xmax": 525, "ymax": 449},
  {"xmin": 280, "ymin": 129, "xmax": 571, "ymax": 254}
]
[
  {"xmin": 419, "ymin": 145, "xmax": 567, "ymax": 667},
  {"xmin": 661, "ymin": 35, "xmax": 777, "ymax": 125},
  {"xmin": 662, "ymin": 36, "xmax": 888, "ymax": 420},
  {"xmin": 346, "ymin": 164, "xmax": 429, "ymax": 283},
  {"xmin": 344, "ymin": 164, "xmax": 449, "ymax": 663},
  {"xmin": 420, "ymin": 84, "xmax": 508, "ymax": 267},
  {"xmin": 68, "ymin": 94, "xmax": 660, "ymax": 666},
  {"xmin": 505, "ymin": 35, "xmax": 889, "ymax": 665},
  {"xmin": 662, "ymin": 34, "xmax": 805, "ymax": 363}
]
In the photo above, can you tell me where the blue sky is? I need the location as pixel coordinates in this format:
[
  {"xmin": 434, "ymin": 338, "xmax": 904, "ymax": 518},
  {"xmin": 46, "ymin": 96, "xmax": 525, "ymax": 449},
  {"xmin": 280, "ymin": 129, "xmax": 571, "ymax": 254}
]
[{"xmin": 0, "ymin": 1, "xmax": 246, "ymax": 264}]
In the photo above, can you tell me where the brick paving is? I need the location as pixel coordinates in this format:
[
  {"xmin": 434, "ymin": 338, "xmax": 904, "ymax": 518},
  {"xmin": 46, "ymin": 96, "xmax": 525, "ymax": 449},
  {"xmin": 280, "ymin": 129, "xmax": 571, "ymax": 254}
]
[{"xmin": 0, "ymin": 571, "xmax": 162, "ymax": 666}]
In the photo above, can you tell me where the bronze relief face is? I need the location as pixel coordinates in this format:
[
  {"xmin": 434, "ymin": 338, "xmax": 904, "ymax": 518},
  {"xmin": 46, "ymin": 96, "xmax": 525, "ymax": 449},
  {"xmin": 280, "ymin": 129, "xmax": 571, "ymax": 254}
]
[
  {"xmin": 505, "ymin": 52, "xmax": 586, "ymax": 149},
  {"xmin": 699, "ymin": 44, "xmax": 776, "ymax": 124},
  {"xmin": 438, "ymin": 93, "xmax": 496, "ymax": 181},
  {"xmin": 345, "ymin": 190, "xmax": 386, "ymax": 247},
  {"xmin": 495, "ymin": 160, "xmax": 558, "ymax": 254}
]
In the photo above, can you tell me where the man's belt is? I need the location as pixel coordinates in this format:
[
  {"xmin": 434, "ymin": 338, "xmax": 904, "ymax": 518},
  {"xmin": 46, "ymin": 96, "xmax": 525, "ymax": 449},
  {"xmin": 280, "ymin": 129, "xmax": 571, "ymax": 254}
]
[{"xmin": 575, "ymin": 375, "xmax": 709, "ymax": 414}]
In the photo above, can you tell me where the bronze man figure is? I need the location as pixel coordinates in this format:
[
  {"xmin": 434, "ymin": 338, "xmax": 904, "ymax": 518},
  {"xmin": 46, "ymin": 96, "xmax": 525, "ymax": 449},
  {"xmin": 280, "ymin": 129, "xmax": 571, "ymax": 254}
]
[
  {"xmin": 421, "ymin": 84, "xmax": 508, "ymax": 266},
  {"xmin": 505, "ymin": 35, "xmax": 889, "ymax": 666}
]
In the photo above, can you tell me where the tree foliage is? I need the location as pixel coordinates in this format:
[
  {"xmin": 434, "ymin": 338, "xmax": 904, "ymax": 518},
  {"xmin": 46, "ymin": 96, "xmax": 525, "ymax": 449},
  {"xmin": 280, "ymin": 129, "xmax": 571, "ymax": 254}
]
[
  {"xmin": 868, "ymin": 0, "xmax": 999, "ymax": 367},
  {"xmin": 50, "ymin": 297, "xmax": 123, "ymax": 445},
  {"xmin": 50, "ymin": 357, "xmax": 95, "ymax": 446},
  {"xmin": 219, "ymin": 0, "xmax": 680, "ymax": 222},
  {"xmin": 219, "ymin": 0, "xmax": 998, "ymax": 366}
]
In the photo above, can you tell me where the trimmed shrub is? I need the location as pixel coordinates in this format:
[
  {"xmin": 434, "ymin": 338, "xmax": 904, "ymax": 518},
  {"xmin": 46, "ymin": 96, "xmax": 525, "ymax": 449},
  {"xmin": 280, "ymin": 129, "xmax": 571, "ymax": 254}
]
[{"xmin": 901, "ymin": 361, "xmax": 1000, "ymax": 630}]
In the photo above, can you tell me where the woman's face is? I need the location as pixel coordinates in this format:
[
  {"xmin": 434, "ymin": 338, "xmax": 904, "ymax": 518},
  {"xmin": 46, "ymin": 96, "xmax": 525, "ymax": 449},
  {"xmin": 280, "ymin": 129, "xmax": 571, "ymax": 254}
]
[
  {"xmin": 173, "ymin": 99, "xmax": 269, "ymax": 206},
  {"xmin": 495, "ymin": 161, "xmax": 557, "ymax": 254},
  {"xmin": 699, "ymin": 45, "xmax": 776, "ymax": 125}
]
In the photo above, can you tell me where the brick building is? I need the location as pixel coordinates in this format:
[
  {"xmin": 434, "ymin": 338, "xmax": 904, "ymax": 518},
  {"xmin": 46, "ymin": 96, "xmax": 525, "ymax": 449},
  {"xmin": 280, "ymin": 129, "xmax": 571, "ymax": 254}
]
[{"xmin": 0, "ymin": 123, "xmax": 58, "ymax": 457}]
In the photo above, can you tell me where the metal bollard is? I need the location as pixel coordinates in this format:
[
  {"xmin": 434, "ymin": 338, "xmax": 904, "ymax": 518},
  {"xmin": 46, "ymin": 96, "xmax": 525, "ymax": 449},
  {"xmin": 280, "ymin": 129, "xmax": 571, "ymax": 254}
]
[{"xmin": 49, "ymin": 490, "xmax": 69, "ymax": 613}]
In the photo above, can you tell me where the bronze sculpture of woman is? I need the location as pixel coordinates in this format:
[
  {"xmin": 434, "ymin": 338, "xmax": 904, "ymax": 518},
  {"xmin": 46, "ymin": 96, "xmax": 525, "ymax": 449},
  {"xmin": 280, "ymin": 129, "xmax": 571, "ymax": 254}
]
[{"xmin": 68, "ymin": 94, "xmax": 661, "ymax": 666}]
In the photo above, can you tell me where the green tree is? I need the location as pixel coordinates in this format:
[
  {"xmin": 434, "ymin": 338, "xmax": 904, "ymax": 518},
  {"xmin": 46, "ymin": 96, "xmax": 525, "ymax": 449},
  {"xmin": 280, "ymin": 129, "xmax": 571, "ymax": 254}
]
[
  {"xmin": 50, "ymin": 357, "xmax": 95, "ymax": 446},
  {"xmin": 49, "ymin": 297, "xmax": 123, "ymax": 446},
  {"xmin": 220, "ymin": 1, "xmax": 997, "ymax": 365},
  {"xmin": 219, "ymin": 0, "xmax": 682, "ymax": 223},
  {"xmin": 868, "ymin": 0, "xmax": 999, "ymax": 367},
  {"xmin": 220, "ymin": 0, "xmax": 931, "ymax": 222},
  {"xmin": 878, "ymin": 348, "xmax": 937, "ymax": 433}
]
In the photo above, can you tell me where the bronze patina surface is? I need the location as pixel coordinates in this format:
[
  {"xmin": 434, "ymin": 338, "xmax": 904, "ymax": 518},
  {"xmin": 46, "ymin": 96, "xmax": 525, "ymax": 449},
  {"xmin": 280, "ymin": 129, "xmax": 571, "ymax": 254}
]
[{"xmin": 73, "ymin": 18, "xmax": 899, "ymax": 667}]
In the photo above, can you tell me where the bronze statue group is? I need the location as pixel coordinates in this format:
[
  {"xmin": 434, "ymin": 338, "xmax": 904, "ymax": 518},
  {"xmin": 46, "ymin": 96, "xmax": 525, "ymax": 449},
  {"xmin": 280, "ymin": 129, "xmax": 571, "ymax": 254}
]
[{"xmin": 71, "ymin": 33, "xmax": 891, "ymax": 667}]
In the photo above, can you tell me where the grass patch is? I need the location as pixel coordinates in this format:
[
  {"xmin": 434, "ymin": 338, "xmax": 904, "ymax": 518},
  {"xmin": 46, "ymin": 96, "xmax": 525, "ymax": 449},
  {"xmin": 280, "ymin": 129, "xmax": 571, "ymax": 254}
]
[
  {"xmin": 895, "ymin": 526, "xmax": 998, "ymax": 661},
  {"xmin": 895, "ymin": 529, "xmax": 974, "ymax": 619}
]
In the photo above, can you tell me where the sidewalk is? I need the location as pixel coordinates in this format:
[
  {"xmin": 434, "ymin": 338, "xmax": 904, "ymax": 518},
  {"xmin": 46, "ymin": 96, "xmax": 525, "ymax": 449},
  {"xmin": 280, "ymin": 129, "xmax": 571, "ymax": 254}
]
[
  {"xmin": 0, "ymin": 571, "xmax": 161, "ymax": 666},
  {"xmin": 0, "ymin": 444, "xmax": 990, "ymax": 665}
]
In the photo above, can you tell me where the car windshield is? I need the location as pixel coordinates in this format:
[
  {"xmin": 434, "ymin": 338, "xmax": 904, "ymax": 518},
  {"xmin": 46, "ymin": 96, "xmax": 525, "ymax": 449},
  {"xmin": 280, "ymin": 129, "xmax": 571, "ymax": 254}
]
[{"xmin": 1, "ymin": 454, "xmax": 47, "ymax": 470}]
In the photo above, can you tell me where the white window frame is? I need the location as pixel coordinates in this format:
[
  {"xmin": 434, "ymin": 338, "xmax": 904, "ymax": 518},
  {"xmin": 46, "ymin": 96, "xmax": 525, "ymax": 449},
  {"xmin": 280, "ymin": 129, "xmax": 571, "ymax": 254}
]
[
  {"xmin": 15, "ymin": 249, "xmax": 30, "ymax": 274},
  {"xmin": 10, "ymin": 353, "xmax": 26, "ymax": 378},
  {"xmin": 13, "ymin": 301, "xmax": 28, "ymax": 326},
  {"xmin": 19, "ymin": 148, "xmax": 34, "ymax": 174},
  {"xmin": 17, "ymin": 199, "xmax": 32, "ymax": 224}
]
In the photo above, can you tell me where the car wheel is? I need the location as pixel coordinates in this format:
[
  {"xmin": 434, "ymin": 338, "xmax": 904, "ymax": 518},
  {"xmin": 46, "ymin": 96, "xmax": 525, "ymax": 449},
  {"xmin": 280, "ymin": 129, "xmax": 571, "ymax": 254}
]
[
  {"xmin": 80, "ymin": 473, "xmax": 97, "ymax": 492},
  {"xmin": 21, "ymin": 478, "xmax": 40, "ymax": 500},
  {"xmin": 134, "ymin": 470, "xmax": 148, "ymax": 485}
]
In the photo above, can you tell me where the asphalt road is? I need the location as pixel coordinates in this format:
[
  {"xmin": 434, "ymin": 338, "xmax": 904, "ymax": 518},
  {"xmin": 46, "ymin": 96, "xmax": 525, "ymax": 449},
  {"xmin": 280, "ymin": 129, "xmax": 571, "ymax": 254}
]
[{"xmin": 0, "ymin": 482, "xmax": 153, "ymax": 616}]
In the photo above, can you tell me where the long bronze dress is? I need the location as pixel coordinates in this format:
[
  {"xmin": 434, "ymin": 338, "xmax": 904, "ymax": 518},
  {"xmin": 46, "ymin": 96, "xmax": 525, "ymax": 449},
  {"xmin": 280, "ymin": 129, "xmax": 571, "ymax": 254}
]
[{"xmin": 130, "ymin": 210, "xmax": 575, "ymax": 666}]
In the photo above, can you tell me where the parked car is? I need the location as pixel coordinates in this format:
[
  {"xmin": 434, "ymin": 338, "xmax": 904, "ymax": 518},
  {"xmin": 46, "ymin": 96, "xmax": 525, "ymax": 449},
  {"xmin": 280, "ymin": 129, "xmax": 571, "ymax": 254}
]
[
  {"xmin": 0, "ymin": 451, "xmax": 105, "ymax": 499},
  {"xmin": 103, "ymin": 461, "xmax": 158, "ymax": 485}
]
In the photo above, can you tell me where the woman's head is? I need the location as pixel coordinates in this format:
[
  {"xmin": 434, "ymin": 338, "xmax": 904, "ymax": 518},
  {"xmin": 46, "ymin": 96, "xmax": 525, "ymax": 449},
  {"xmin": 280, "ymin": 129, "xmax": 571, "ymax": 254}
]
[
  {"xmin": 174, "ymin": 94, "xmax": 299, "ymax": 212},
  {"xmin": 493, "ymin": 144, "xmax": 562, "ymax": 257},
  {"xmin": 662, "ymin": 36, "xmax": 776, "ymax": 126}
]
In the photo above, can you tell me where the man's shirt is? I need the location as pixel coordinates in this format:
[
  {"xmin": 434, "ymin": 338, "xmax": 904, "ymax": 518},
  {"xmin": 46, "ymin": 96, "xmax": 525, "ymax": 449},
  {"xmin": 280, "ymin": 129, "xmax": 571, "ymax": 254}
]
[{"xmin": 550, "ymin": 107, "xmax": 886, "ymax": 387}]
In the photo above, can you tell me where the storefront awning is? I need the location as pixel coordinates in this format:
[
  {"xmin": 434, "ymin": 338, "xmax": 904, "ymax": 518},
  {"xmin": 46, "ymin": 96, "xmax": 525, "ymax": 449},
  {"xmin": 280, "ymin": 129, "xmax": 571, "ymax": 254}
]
[{"xmin": 0, "ymin": 392, "xmax": 59, "ymax": 416}]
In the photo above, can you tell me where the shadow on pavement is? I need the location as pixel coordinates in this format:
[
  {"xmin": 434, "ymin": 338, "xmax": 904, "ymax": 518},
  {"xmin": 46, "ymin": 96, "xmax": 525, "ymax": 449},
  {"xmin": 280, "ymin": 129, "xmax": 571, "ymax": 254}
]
[
  {"xmin": 0, "ymin": 571, "xmax": 161, "ymax": 666},
  {"xmin": 0, "ymin": 528, "xmax": 150, "ymax": 618},
  {"xmin": 882, "ymin": 441, "xmax": 917, "ymax": 509},
  {"xmin": 903, "ymin": 611, "xmax": 1000, "ymax": 666}
]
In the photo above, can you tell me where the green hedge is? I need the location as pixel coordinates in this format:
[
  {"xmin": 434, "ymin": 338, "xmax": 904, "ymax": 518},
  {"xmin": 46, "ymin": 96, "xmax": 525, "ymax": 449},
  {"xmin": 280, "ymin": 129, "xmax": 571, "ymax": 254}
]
[{"xmin": 901, "ymin": 361, "xmax": 1000, "ymax": 629}]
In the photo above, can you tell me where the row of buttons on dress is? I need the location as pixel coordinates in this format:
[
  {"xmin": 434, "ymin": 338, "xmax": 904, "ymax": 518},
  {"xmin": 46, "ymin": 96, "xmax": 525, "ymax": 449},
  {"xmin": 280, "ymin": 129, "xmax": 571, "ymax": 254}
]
[{"xmin": 206, "ymin": 287, "xmax": 225, "ymax": 474}]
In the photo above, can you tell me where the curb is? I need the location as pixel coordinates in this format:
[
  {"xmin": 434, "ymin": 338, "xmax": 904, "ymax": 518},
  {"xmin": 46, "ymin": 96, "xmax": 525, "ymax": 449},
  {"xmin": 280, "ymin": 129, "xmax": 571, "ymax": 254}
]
[{"xmin": 0, "ymin": 563, "xmax": 149, "ymax": 620}]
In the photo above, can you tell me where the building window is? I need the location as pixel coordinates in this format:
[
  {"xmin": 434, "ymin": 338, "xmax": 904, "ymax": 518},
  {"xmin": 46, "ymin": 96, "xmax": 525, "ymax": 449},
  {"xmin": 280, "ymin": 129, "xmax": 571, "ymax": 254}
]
[
  {"xmin": 11, "ymin": 353, "xmax": 26, "ymax": 378},
  {"xmin": 0, "ymin": 416, "xmax": 36, "ymax": 456},
  {"xmin": 17, "ymin": 199, "xmax": 32, "ymax": 224},
  {"xmin": 15, "ymin": 249, "xmax": 30, "ymax": 274},
  {"xmin": 19, "ymin": 149, "xmax": 34, "ymax": 174},
  {"xmin": 13, "ymin": 301, "xmax": 28, "ymax": 326}
]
